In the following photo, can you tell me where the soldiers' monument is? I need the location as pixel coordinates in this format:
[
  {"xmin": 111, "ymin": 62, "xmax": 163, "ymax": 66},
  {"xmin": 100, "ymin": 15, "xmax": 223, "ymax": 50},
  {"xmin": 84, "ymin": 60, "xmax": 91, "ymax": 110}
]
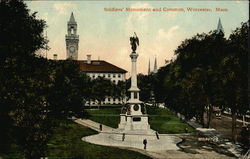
[
  {"xmin": 82, "ymin": 34, "xmax": 181, "ymax": 151},
  {"xmin": 118, "ymin": 33, "xmax": 155, "ymax": 139}
]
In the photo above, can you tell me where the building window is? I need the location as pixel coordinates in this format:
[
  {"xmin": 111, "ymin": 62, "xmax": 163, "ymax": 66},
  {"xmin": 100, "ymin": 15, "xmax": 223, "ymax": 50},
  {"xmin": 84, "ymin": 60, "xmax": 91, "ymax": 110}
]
[
  {"xmin": 113, "ymin": 80, "xmax": 116, "ymax": 83},
  {"xmin": 113, "ymin": 74, "xmax": 116, "ymax": 78},
  {"xmin": 118, "ymin": 74, "xmax": 121, "ymax": 78},
  {"xmin": 108, "ymin": 74, "xmax": 110, "ymax": 78},
  {"xmin": 108, "ymin": 98, "xmax": 111, "ymax": 101},
  {"xmin": 93, "ymin": 75, "xmax": 95, "ymax": 78}
]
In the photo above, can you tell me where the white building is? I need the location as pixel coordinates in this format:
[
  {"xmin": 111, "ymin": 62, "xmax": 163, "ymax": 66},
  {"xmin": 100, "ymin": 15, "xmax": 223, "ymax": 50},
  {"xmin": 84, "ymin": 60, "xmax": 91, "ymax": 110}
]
[{"xmin": 78, "ymin": 55, "xmax": 127, "ymax": 105}]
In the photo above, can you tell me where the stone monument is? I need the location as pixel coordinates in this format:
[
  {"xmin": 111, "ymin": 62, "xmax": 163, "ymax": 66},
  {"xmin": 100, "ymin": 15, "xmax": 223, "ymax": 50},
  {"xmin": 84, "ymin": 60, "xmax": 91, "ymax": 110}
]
[{"xmin": 117, "ymin": 33, "xmax": 155, "ymax": 139}]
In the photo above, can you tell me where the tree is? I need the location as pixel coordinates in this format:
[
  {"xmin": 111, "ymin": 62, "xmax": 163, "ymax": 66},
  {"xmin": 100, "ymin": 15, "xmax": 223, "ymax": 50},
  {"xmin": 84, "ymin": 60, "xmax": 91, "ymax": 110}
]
[
  {"xmin": 113, "ymin": 81, "xmax": 126, "ymax": 104},
  {"xmin": 157, "ymin": 21, "xmax": 248, "ymax": 143},
  {"xmin": 47, "ymin": 60, "xmax": 89, "ymax": 119},
  {"xmin": 137, "ymin": 74, "xmax": 153, "ymax": 102},
  {"xmin": 0, "ymin": 0, "xmax": 47, "ymax": 60},
  {"xmin": 91, "ymin": 77, "xmax": 113, "ymax": 108},
  {"xmin": 160, "ymin": 31, "xmax": 228, "ymax": 126},
  {"xmin": 220, "ymin": 21, "xmax": 249, "ymax": 142},
  {"xmin": 0, "ymin": 1, "xmax": 50, "ymax": 158}
]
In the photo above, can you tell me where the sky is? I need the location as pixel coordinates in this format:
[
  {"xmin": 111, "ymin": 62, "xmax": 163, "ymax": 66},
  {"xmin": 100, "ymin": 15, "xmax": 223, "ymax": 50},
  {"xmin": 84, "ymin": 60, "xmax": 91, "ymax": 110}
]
[{"xmin": 26, "ymin": 1, "xmax": 249, "ymax": 76}]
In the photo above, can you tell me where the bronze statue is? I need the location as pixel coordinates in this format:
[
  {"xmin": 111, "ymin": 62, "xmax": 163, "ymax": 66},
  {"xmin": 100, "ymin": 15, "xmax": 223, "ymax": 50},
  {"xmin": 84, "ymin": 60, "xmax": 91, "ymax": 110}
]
[{"xmin": 130, "ymin": 32, "xmax": 139, "ymax": 52}]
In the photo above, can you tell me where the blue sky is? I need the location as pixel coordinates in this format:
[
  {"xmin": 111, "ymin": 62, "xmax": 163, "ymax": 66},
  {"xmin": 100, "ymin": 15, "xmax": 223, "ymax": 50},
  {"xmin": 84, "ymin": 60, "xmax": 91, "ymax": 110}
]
[{"xmin": 26, "ymin": 1, "xmax": 249, "ymax": 75}]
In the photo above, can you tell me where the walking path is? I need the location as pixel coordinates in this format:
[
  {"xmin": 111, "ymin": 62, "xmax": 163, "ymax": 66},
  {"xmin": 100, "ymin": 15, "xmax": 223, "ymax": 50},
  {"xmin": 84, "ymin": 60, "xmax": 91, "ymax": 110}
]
[
  {"xmin": 75, "ymin": 119, "xmax": 113, "ymax": 132},
  {"xmin": 75, "ymin": 118, "xmax": 236, "ymax": 159}
]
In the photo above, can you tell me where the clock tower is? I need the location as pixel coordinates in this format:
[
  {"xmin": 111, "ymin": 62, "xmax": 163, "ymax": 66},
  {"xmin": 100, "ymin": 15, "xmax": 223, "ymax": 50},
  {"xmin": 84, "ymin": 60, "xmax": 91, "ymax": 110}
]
[{"xmin": 65, "ymin": 12, "xmax": 79, "ymax": 60}]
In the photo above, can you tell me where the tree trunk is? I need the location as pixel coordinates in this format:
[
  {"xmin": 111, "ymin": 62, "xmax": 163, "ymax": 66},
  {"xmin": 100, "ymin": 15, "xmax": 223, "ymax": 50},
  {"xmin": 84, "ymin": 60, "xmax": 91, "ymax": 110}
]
[
  {"xmin": 199, "ymin": 108, "xmax": 205, "ymax": 128},
  {"xmin": 201, "ymin": 112, "xmax": 205, "ymax": 128},
  {"xmin": 232, "ymin": 111, "xmax": 237, "ymax": 143},
  {"xmin": 242, "ymin": 115, "xmax": 246, "ymax": 126},
  {"xmin": 98, "ymin": 100, "xmax": 101, "ymax": 109},
  {"xmin": 89, "ymin": 99, "xmax": 91, "ymax": 108},
  {"xmin": 207, "ymin": 105, "xmax": 213, "ymax": 128}
]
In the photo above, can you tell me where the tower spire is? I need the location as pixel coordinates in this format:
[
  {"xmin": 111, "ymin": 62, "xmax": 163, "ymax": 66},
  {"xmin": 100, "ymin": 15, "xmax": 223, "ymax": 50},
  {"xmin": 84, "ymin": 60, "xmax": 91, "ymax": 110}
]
[
  {"xmin": 148, "ymin": 59, "xmax": 151, "ymax": 75},
  {"xmin": 69, "ymin": 12, "xmax": 76, "ymax": 23},
  {"xmin": 153, "ymin": 56, "xmax": 157, "ymax": 74},
  {"xmin": 216, "ymin": 18, "xmax": 224, "ymax": 34}
]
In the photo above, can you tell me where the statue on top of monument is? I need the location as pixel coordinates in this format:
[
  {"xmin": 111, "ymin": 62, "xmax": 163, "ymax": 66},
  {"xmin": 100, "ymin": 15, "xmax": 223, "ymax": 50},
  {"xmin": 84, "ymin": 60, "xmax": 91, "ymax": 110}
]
[{"xmin": 130, "ymin": 32, "xmax": 139, "ymax": 52}]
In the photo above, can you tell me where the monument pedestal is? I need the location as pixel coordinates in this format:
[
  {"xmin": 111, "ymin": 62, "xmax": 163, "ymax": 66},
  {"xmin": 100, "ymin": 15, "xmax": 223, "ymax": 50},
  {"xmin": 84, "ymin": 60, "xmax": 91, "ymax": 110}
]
[{"xmin": 118, "ymin": 114, "xmax": 151, "ymax": 131}]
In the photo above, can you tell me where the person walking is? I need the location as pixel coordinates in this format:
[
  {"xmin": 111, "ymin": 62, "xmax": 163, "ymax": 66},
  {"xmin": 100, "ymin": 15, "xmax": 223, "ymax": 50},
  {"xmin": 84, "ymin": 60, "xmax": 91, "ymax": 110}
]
[
  {"xmin": 143, "ymin": 139, "xmax": 147, "ymax": 150},
  {"xmin": 99, "ymin": 124, "xmax": 102, "ymax": 131},
  {"xmin": 156, "ymin": 131, "xmax": 159, "ymax": 140},
  {"xmin": 122, "ymin": 133, "xmax": 125, "ymax": 141}
]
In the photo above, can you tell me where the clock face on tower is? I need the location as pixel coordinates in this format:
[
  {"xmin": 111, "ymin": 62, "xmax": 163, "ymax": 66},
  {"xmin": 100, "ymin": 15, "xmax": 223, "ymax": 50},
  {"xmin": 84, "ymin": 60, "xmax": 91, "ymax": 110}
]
[{"xmin": 69, "ymin": 46, "xmax": 75, "ymax": 53}]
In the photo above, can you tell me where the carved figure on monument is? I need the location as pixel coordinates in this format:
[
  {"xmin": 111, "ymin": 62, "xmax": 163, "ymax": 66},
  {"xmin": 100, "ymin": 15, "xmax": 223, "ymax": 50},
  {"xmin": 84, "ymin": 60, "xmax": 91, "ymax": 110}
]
[{"xmin": 130, "ymin": 32, "xmax": 139, "ymax": 52}]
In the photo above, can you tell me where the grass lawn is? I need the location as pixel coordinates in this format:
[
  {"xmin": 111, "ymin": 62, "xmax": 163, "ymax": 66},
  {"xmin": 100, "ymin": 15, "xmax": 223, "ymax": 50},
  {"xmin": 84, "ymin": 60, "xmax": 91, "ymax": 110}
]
[
  {"xmin": 48, "ymin": 119, "xmax": 151, "ymax": 159},
  {"xmin": 147, "ymin": 107, "xmax": 195, "ymax": 134},
  {"xmin": 0, "ymin": 120, "xmax": 152, "ymax": 159},
  {"xmin": 85, "ymin": 106, "xmax": 195, "ymax": 134},
  {"xmin": 84, "ymin": 108, "xmax": 121, "ymax": 128}
]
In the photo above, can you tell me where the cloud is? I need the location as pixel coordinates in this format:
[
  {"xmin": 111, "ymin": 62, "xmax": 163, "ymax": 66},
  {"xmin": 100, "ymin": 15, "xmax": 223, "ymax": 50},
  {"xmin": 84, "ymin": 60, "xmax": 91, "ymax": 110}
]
[
  {"xmin": 53, "ymin": 2, "xmax": 75, "ymax": 15},
  {"xmin": 146, "ymin": 25, "xmax": 181, "ymax": 67},
  {"xmin": 125, "ymin": 2, "xmax": 152, "ymax": 35},
  {"xmin": 156, "ymin": 25, "xmax": 180, "ymax": 41}
]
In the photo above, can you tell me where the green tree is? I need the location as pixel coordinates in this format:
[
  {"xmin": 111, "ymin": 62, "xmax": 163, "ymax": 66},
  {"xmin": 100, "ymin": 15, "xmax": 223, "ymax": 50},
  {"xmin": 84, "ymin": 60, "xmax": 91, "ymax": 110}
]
[
  {"xmin": 0, "ymin": 1, "xmax": 50, "ymax": 158},
  {"xmin": 137, "ymin": 74, "xmax": 153, "ymax": 102},
  {"xmin": 158, "ymin": 21, "xmax": 248, "ymax": 143},
  {"xmin": 113, "ymin": 81, "xmax": 126, "ymax": 104},
  {"xmin": 47, "ymin": 60, "xmax": 90, "ymax": 119},
  {"xmin": 91, "ymin": 77, "xmax": 113, "ymax": 108},
  {"xmin": 158, "ymin": 29, "xmax": 228, "ymax": 127},
  {"xmin": 220, "ymin": 21, "xmax": 249, "ymax": 142}
]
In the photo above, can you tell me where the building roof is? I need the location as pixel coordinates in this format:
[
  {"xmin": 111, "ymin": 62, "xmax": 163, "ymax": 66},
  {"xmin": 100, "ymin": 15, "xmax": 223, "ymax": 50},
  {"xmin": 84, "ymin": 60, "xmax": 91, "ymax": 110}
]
[{"xmin": 77, "ymin": 60, "xmax": 127, "ymax": 73}]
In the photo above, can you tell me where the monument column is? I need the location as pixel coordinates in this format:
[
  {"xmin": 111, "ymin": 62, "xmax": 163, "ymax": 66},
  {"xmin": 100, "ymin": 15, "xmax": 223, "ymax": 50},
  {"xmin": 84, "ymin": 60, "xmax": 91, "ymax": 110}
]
[
  {"xmin": 128, "ymin": 33, "xmax": 141, "ymax": 104},
  {"xmin": 128, "ymin": 52, "xmax": 141, "ymax": 103}
]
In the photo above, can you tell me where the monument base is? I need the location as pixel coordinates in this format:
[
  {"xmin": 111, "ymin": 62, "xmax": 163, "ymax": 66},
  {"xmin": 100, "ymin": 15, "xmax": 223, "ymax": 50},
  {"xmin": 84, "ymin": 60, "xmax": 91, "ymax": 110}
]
[{"xmin": 118, "ymin": 114, "xmax": 151, "ymax": 131}]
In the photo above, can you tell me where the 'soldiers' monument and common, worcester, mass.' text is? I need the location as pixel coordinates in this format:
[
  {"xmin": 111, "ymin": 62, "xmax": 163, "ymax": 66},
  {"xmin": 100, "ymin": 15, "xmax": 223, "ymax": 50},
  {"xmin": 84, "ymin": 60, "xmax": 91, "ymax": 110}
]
[{"xmin": 0, "ymin": 0, "xmax": 249, "ymax": 159}]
